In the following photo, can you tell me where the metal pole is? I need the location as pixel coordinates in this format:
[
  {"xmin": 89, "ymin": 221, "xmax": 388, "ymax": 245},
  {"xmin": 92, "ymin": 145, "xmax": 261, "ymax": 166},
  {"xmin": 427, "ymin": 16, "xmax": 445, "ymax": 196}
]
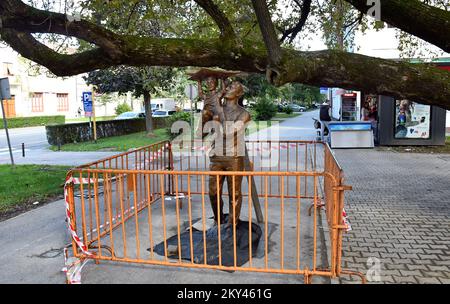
[
  {"xmin": 92, "ymin": 91, "xmax": 97, "ymax": 143},
  {"xmin": 190, "ymin": 85, "xmax": 194, "ymax": 142},
  {"xmin": 0, "ymin": 96, "xmax": 15, "ymax": 166}
]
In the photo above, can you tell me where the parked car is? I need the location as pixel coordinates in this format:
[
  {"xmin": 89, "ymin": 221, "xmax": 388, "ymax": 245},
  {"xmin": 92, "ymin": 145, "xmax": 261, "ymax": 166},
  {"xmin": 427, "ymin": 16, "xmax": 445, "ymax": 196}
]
[
  {"xmin": 152, "ymin": 110, "xmax": 177, "ymax": 118},
  {"xmin": 288, "ymin": 104, "xmax": 306, "ymax": 112},
  {"xmin": 115, "ymin": 111, "xmax": 145, "ymax": 120}
]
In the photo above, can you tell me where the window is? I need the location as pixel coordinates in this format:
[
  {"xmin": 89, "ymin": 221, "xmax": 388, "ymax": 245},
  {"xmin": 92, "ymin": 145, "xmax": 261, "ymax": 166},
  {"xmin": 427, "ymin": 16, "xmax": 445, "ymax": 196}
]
[
  {"xmin": 57, "ymin": 93, "xmax": 69, "ymax": 112},
  {"xmin": 31, "ymin": 92, "xmax": 44, "ymax": 112}
]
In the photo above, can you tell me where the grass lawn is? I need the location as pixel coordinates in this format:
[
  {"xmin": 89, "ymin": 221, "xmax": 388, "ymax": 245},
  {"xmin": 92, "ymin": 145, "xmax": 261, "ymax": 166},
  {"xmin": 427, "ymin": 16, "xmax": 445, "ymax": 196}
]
[
  {"xmin": 50, "ymin": 128, "xmax": 169, "ymax": 152},
  {"xmin": 0, "ymin": 165, "xmax": 70, "ymax": 216}
]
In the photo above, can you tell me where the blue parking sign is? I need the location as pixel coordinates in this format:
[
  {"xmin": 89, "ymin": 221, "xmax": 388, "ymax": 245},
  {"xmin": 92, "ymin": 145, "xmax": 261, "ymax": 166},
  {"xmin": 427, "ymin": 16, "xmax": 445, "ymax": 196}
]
[{"xmin": 82, "ymin": 92, "xmax": 93, "ymax": 117}]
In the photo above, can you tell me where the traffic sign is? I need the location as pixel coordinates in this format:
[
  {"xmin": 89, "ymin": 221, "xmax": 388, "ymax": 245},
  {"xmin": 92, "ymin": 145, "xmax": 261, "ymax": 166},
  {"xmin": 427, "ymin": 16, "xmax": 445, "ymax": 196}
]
[{"xmin": 82, "ymin": 92, "xmax": 93, "ymax": 117}]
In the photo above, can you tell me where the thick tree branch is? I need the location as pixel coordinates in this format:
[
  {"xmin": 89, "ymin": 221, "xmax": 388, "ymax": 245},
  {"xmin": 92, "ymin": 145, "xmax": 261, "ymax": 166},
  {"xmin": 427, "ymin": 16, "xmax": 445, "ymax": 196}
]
[
  {"xmin": 0, "ymin": 0, "xmax": 124, "ymax": 59},
  {"xmin": 0, "ymin": 0, "xmax": 449, "ymax": 111},
  {"xmin": 280, "ymin": 0, "xmax": 312, "ymax": 44},
  {"xmin": 251, "ymin": 0, "xmax": 283, "ymax": 66},
  {"xmin": 0, "ymin": 29, "xmax": 116, "ymax": 75},
  {"xmin": 193, "ymin": 0, "xmax": 236, "ymax": 40},
  {"xmin": 344, "ymin": 0, "xmax": 450, "ymax": 52}
]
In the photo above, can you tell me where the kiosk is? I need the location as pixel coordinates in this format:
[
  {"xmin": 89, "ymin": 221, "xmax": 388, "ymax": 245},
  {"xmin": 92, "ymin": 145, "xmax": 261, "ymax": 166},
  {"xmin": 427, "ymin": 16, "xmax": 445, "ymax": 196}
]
[{"xmin": 376, "ymin": 96, "xmax": 446, "ymax": 146}]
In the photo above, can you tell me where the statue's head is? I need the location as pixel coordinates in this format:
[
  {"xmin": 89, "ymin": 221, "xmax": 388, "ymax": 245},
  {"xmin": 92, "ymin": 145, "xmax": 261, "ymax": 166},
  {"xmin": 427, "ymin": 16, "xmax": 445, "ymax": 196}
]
[
  {"xmin": 224, "ymin": 81, "xmax": 244, "ymax": 100},
  {"xmin": 205, "ymin": 76, "xmax": 218, "ymax": 91}
]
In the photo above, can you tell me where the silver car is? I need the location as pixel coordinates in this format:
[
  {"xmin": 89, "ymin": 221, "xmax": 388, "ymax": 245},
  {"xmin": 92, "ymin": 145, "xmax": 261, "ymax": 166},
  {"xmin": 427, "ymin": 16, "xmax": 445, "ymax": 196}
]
[{"xmin": 115, "ymin": 111, "xmax": 145, "ymax": 120}]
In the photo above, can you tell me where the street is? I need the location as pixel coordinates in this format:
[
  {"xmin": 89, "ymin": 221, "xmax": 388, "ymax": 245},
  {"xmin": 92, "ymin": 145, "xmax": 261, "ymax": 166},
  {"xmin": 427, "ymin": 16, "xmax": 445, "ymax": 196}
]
[
  {"xmin": 0, "ymin": 126, "xmax": 119, "ymax": 166},
  {"xmin": 0, "ymin": 126, "xmax": 48, "ymax": 157}
]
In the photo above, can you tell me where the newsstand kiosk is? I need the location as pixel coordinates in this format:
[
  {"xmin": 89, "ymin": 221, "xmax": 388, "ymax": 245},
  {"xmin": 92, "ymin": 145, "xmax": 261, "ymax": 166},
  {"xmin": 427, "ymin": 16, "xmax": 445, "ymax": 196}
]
[{"xmin": 375, "ymin": 95, "xmax": 446, "ymax": 146}]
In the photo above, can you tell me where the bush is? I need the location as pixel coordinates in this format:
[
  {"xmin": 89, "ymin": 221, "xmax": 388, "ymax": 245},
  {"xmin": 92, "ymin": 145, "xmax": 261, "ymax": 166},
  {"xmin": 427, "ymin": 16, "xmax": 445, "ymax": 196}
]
[
  {"xmin": 0, "ymin": 116, "xmax": 65, "ymax": 129},
  {"xmin": 115, "ymin": 103, "xmax": 132, "ymax": 115},
  {"xmin": 252, "ymin": 97, "xmax": 278, "ymax": 121},
  {"xmin": 283, "ymin": 106, "xmax": 294, "ymax": 115},
  {"xmin": 166, "ymin": 111, "xmax": 192, "ymax": 139}
]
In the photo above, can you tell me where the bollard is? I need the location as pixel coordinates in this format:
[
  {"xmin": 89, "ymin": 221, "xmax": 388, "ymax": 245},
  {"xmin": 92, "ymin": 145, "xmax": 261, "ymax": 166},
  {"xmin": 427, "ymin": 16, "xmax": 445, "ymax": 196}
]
[{"xmin": 22, "ymin": 143, "xmax": 25, "ymax": 157}]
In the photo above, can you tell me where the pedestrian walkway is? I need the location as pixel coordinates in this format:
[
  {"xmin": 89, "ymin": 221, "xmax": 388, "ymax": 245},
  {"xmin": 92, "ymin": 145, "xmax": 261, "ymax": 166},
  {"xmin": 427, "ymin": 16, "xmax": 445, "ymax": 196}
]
[{"xmin": 335, "ymin": 150, "xmax": 450, "ymax": 284}]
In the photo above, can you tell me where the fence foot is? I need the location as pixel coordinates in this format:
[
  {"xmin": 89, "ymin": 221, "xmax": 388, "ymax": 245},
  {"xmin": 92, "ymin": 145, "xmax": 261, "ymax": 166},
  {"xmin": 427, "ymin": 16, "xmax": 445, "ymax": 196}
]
[
  {"xmin": 308, "ymin": 201, "xmax": 325, "ymax": 216},
  {"xmin": 340, "ymin": 269, "xmax": 367, "ymax": 284},
  {"xmin": 303, "ymin": 269, "xmax": 312, "ymax": 284}
]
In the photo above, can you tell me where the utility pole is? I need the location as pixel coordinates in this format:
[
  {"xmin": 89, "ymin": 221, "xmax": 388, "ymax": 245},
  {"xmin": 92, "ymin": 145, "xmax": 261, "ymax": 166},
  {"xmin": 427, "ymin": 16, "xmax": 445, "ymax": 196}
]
[{"xmin": 0, "ymin": 77, "xmax": 15, "ymax": 167}]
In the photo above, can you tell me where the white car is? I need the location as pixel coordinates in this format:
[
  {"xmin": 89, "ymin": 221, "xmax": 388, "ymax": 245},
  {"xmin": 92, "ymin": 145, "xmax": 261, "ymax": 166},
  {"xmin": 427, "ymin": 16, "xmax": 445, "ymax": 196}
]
[
  {"xmin": 115, "ymin": 111, "xmax": 145, "ymax": 120},
  {"xmin": 152, "ymin": 110, "xmax": 176, "ymax": 118}
]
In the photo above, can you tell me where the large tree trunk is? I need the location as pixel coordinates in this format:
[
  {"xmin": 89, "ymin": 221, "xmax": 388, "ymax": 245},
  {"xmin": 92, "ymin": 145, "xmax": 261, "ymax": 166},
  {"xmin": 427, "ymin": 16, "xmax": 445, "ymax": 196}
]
[{"xmin": 143, "ymin": 91, "xmax": 154, "ymax": 135}]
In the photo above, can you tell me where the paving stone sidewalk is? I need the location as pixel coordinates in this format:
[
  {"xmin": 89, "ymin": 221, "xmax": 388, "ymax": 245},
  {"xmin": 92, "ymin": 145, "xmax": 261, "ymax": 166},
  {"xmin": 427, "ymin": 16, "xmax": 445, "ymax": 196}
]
[{"xmin": 334, "ymin": 150, "xmax": 450, "ymax": 284}]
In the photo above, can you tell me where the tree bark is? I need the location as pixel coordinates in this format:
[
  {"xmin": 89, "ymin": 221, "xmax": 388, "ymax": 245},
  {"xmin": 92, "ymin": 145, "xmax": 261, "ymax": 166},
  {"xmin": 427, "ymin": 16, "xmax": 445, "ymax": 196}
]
[
  {"xmin": 344, "ymin": 0, "xmax": 450, "ymax": 53},
  {"xmin": 251, "ymin": 0, "xmax": 283, "ymax": 66},
  {"xmin": 1, "ymin": 0, "xmax": 449, "ymax": 109},
  {"xmin": 143, "ymin": 91, "xmax": 154, "ymax": 135}
]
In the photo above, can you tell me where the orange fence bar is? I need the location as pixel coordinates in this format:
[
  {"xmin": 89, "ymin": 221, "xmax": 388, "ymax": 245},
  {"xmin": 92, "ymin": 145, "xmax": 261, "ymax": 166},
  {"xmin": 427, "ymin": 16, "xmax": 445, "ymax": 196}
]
[{"xmin": 64, "ymin": 140, "xmax": 362, "ymax": 284}]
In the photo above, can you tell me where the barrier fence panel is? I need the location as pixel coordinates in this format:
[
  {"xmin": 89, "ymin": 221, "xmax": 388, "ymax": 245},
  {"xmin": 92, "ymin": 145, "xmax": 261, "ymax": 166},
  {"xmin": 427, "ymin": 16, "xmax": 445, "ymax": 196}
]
[{"xmin": 64, "ymin": 140, "xmax": 363, "ymax": 284}]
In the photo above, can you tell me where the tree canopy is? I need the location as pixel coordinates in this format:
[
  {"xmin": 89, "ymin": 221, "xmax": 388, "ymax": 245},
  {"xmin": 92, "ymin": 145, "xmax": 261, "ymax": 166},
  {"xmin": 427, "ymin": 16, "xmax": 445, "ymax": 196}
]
[{"xmin": 0, "ymin": 0, "xmax": 449, "ymax": 109}]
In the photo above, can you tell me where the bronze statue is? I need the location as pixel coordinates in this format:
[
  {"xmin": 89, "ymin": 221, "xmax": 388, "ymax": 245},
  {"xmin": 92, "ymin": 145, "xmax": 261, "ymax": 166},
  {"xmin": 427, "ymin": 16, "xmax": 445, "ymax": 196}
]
[
  {"xmin": 207, "ymin": 81, "xmax": 251, "ymax": 225},
  {"xmin": 190, "ymin": 69, "xmax": 250, "ymax": 225}
]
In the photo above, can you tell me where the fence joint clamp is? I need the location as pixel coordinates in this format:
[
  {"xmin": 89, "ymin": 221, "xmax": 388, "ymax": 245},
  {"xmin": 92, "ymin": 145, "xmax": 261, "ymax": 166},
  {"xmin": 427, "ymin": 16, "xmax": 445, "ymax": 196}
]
[{"xmin": 333, "ymin": 185, "xmax": 352, "ymax": 191}]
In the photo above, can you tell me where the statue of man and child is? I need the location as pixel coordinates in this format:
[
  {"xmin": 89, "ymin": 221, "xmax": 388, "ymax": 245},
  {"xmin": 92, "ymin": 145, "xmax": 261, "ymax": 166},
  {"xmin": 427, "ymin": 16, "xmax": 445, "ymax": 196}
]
[{"xmin": 190, "ymin": 69, "xmax": 251, "ymax": 227}]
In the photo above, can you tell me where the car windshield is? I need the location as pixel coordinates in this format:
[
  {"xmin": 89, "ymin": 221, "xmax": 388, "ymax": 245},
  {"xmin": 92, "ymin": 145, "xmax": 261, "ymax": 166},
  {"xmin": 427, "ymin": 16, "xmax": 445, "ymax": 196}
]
[{"xmin": 153, "ymin": 111, "xmax": 166, "ymax": 115}]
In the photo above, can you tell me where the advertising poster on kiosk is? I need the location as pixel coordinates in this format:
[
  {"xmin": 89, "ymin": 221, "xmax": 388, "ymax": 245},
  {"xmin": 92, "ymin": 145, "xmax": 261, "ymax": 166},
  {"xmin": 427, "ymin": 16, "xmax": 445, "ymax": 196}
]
[{"xmin": 395, "ymin": 100, "xmax": 431, "ymax": 139}]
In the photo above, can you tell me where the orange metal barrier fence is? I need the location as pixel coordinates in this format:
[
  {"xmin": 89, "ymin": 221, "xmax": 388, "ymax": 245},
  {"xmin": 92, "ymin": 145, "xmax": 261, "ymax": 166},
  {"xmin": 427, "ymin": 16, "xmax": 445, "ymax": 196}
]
[{"xmin": 64, "ymin": 140, "xmax": 364, "ymax": 283}]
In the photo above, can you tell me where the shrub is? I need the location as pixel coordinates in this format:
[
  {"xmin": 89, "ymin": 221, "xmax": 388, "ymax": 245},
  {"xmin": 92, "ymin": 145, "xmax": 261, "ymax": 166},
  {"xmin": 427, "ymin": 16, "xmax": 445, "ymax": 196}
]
[
  {"xmin": 283, "ymin": 106, "xmax": 294, "ymax": 115},
  {"xmin": 166, "ymin": 111, "xmax": 192, "ymax": 139},
  {"xmin": 0, "ymin": 116, "xmax": 65, "ymax": 129},
  {"xmin": 252, "ymin": 97, "xmax": 278, "ymax": 121},
  {"xmin": 115, "ymin": 103, "xmax": 132, "ymax": 115}
]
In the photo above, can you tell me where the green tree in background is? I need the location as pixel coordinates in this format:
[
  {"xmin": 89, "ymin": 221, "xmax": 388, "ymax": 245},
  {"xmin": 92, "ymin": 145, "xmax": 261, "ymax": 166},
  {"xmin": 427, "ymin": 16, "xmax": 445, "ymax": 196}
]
[{"xmin": 84, "ymin": 66, "xmax": 176, "ymax": 135}]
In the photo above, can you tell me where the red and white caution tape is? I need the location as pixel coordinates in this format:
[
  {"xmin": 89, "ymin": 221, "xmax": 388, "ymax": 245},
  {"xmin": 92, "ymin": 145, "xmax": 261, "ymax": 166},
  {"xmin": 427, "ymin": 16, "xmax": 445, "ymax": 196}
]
[
  {"xmin": 342, "ymin": 208, "xmax": 352, "ymax": 232},
  {"xmin": 63, "ymin": 175, "xmax": 95, "ymax": 284},
  {"xmin": 64, "ymin": 175, "xmax": 94, "ymax": 256},
  {"xmin": 182, "ymin": 143, "xmax": 306, "ymax": 153}
]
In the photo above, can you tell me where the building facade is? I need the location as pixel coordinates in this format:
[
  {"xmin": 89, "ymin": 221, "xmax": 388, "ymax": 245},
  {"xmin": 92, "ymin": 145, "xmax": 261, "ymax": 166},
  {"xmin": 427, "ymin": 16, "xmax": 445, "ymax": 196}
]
[{"xmin": 0, "ymin": 46, "xmax": 142, "ymax": 120}]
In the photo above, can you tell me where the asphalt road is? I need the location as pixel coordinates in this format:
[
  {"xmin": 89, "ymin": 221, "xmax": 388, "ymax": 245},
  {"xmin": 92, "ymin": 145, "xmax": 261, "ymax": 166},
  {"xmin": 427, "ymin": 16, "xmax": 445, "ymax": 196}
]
[
  {"xmin": 0, "ymin": 126, "xmax": 118, "ymax": 166},
  {"xmin": 0, "ymin": 126, "xmax": 48, "ymax": 158}
]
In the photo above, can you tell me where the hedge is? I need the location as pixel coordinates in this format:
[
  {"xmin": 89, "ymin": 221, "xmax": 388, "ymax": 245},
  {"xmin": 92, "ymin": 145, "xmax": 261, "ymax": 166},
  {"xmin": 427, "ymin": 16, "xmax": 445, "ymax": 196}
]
[
  {"xmin": 46, "ymin": 117, "xmax": 171, "ymax": 146},
  {"xmin": 0, "ymin": 115, "xmax": 65, "ymax": 129}
]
